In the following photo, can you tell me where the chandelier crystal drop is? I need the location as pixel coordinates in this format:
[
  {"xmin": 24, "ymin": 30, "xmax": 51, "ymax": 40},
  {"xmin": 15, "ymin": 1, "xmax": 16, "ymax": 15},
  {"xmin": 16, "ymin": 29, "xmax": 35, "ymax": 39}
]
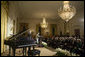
[
  {"xmin": 41, "ymin": 17, "xmax": 48, "ymax": 28},
  {"xmin": 58, "ymin": 1, "xmax": 76, "ymax": 22}
]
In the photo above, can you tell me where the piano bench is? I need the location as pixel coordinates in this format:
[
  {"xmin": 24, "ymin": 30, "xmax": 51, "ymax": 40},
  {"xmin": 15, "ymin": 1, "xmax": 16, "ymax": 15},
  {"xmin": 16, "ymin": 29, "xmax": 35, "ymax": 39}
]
[{"xmin": 28, "ymin": 49, "xmax": 40, "ymax": 56}]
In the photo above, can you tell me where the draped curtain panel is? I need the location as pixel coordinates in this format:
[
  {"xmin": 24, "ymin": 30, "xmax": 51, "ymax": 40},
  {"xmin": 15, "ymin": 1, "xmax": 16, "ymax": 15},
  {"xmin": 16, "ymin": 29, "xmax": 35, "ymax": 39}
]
[
  {"xmin": 19, "ymin": 23, "xmax": 29, "ymax": 36},
  {"xmin": 1, "ymin": 1, "xmax": 8, "ymax": 53},
  {"xmin": 19, "ymin": 23, "xmax": 29, "ymax": 32},
  {"xmin": 50, "ymin": 24, "xmax": 57, "ymax": 37}
]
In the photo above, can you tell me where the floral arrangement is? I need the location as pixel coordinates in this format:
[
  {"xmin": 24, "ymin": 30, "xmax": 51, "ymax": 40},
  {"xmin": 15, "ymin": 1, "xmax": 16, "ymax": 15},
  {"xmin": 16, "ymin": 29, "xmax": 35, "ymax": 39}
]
[
  {"xmin": 42, "ymin": 41, "xmax": 47, "ymax": 47},
  {"xmin": 56, "ymin": 48, "xmax": 79, "ymax": 56}
]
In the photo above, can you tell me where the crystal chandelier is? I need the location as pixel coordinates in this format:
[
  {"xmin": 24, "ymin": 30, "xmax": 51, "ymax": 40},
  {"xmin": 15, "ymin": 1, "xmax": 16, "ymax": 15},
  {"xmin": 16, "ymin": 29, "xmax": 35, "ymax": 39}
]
[
  {"xmin": 41, "ymin": 17, "xmax": 48, "ymax": 28},
  {"xmin": 58, "ymin": 1, "xmax": 76, "ymax": 22}
]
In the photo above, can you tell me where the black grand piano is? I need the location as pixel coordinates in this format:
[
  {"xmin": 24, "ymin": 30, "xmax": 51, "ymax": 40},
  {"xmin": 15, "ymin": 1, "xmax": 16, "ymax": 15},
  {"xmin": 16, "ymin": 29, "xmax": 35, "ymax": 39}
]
[{"xmin": 4, "ymin": 29, "xmax": 38, "ymax": 56}]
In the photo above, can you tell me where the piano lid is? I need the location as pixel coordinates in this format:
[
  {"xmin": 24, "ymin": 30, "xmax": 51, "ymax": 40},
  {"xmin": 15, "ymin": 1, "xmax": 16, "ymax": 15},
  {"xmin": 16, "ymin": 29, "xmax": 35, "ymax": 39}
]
[{"xmin": 5, "ymin": 29, "xmax": 30, "ymax": 40}]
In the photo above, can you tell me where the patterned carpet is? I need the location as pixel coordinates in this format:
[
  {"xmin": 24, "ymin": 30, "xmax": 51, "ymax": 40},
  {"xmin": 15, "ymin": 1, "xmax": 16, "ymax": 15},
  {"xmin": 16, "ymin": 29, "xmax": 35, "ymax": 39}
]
[{"xmin": 1, "ymin": 47, "xmax": 57, "ymax": 56}]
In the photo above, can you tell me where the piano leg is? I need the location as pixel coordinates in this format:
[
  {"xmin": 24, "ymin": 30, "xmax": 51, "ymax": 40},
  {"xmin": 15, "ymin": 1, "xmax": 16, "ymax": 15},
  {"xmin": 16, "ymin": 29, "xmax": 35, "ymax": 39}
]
[
  {"xmin": 23, "ymin": 48, "xmax": 24, "ymax": 56},
  {"xmin": 33, "ymin": 46, "xmax": 35, "ymax": 50},
  {"xmin": 23, "ymin": 47, "xmax": 26, "ymax": 56},
  {"xmin": 9, "ymin": 46, "xmax": 11, "ymax": 56},
  {"xmin": 12, "ymin": 48, "xmax": 16, "ymax": 56},
  {"xmin": 28, "ymin": 46, "xmax": 31, "ymax": 56},
  {"xmin": 32, "ymin": 46, "xmax": 35, "ymax": 56},
  {"xmin": 25, "ymin": 47, "xmax": 26, "ymax": 56}
]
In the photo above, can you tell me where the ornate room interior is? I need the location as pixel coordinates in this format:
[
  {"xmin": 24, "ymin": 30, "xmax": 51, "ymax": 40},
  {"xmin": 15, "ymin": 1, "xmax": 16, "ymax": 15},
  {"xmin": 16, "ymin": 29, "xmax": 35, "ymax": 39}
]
[{"xmin": 1, "ymin": 1, "xmax": 84, "ymax": 56}]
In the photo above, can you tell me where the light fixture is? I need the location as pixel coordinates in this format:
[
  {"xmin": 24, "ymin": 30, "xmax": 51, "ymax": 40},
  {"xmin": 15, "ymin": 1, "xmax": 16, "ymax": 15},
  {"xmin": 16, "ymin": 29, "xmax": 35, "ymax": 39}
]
[
  {"xmin": 41, "ymin": 17, "xmax": 48, "ymax": 28},
  {"xmin": 58, "ymin": 1, "xmax": 76, "ymax": 35},
  {"xmin": 58, "ymin": 1, "xmax": 76, "ymax": 22}
]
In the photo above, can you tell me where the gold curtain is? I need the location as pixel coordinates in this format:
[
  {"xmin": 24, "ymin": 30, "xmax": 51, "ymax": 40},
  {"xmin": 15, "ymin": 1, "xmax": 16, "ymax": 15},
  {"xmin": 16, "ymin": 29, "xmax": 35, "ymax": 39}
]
[{"xmin": 1, "ymin": 1, "xmax": 8, "ymax": 53}]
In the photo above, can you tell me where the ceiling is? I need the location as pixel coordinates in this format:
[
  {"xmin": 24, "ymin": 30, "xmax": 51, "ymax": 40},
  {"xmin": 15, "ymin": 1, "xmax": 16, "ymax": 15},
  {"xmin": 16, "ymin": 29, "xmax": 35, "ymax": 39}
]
[{"xmin": 9, "ymin": 1, "xmax": 84, "ymax": 21}]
